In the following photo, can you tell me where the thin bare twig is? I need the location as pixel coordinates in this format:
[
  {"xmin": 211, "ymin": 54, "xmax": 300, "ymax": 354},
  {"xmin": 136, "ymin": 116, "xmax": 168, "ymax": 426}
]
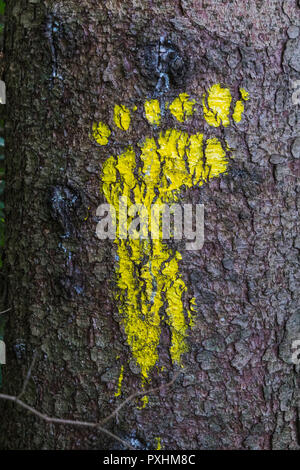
[
  {"xmin": 100, "ymin": 370, "xmax": 182, "ymax": 426},
  {"xmin": 0, "ymin": 355, "xmax": 182, "ymax": 449},
  {"xmin": 0, "ymin": 393, "xmax": 135, "ymax": 449},
  {"xmin": 0, "ymin": 308, "xmax": 11, "ymax": 316},
  {"xmin": 17, "ymin": 350, "xmax": 38, "ymax": 400}
]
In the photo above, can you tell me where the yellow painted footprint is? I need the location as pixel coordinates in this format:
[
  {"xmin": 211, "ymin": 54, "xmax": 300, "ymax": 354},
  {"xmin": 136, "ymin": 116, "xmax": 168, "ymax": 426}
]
[{"xmin": 92, "ymin": 84, "xmax": 249, "ymax": 383}]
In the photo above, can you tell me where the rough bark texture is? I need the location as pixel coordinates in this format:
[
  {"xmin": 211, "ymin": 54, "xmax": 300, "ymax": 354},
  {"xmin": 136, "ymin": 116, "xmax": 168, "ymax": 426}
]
[{"xmin": 0, "ymin": 0, "xmax": 299, "ymax": 450}]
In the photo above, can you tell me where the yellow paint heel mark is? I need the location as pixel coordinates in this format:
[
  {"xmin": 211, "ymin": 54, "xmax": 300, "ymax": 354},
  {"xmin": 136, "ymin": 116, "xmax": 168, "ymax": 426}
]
[
  {"xmin": 114, "ymin": 104, "xmax": 131, "ymax": 131},
  {"xmin": 93, "ymin": 121, "xmax": 111, "ymax": 145},
  {"xmin": 169, "ymin": 93, "xmax": 196, "ymax": 122},
  {"xmin": 115, "ymin": 365, "xmax": 124, "ymax": 397},
  {"xmin": 145, "ymin": 99, "xmax": 161, "ymax": 126}
]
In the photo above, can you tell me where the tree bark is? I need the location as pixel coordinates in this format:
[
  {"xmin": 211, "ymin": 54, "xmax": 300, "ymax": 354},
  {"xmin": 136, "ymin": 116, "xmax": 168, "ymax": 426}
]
[{"xmin": 0, "ymin": 0, "xmax": 299, "ymax": 450}]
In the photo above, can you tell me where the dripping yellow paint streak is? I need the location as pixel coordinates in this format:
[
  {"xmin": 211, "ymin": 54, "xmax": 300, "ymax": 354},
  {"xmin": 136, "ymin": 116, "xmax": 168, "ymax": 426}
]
[{"xmin": 115, "ymin": 365, "xmax": 124, "ymax": 397}]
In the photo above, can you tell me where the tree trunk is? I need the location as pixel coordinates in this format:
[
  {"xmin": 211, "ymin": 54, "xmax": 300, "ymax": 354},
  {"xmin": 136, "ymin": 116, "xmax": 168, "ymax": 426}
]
[{"xmin": 0, "ymin": 0, "xmax": 299, "ymax": 450}]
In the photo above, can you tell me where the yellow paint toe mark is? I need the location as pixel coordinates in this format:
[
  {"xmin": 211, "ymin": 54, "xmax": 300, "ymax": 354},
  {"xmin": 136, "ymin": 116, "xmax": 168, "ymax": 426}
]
[
  {"xmin": 203, "ymin": 84, "xmax": 232, "ymax": 127},
  {"xmin": 169, "ymin": 93, "xmax": 196, "ymax": 122},
  {"xmin": 114, "ymin": 104, "xmax": 131, "ymax": 131},
  {"xmin": 145, "ymin": 99, "xmax": 161, "ymax": 126},
  {"xmin": 93, "ymin": 121, "xmax": 111, "ymax": 145}
]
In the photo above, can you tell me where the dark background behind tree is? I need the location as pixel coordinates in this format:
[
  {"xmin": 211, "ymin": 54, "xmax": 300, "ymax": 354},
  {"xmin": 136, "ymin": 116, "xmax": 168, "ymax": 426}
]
[
  {"xmin": 0, "ymin": 0, "xmax": 299, "ymax": 450},
  {"xmin": 0, "ymin": 0, "xmax": 7, "ymax": 388}
]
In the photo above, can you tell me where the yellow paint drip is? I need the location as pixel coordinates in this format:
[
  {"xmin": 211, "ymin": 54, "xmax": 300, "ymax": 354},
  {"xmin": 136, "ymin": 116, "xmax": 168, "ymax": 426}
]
[
  {"xmin": 188, "ymin": 297, "xmax": 197, "ymax": 328},
  {"xmin": 169, "ymin": 93, "xmax": 196, "ymax": 122},
  {"xmin": 190, "ymin": 297, "xmax": 197, "ymax": 311},
  {"xmin": 138, "ymin": 395, "xmax": 149, "ymax": 409},
  {"xmin": 155, "ymin": 437, "xmax": 162, "ymax": 450},
  {"xmin": 93, "ymin": 121, "xmax": 111, "ymax": 145},
  {"xmin": 233, "ymin": 100, "xmax": 244, "ymax": 123},
  {"xmin": 114, "ymin": 104, "xmax": 131, "ymax": 130},
  {"xmin": 83, "ymin": 207, "xmax": 91, "ymax": 221},
  {"xmin": 145, "ymin": 99, "xmax": 161, "ymax": 126},
  {"xmin": 240, "ymin": 88, "xmax": 249, "ymax": 101},
  {"xmin": 115, "ymin": 365, "xmax": 124, "ymax": 397}
]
